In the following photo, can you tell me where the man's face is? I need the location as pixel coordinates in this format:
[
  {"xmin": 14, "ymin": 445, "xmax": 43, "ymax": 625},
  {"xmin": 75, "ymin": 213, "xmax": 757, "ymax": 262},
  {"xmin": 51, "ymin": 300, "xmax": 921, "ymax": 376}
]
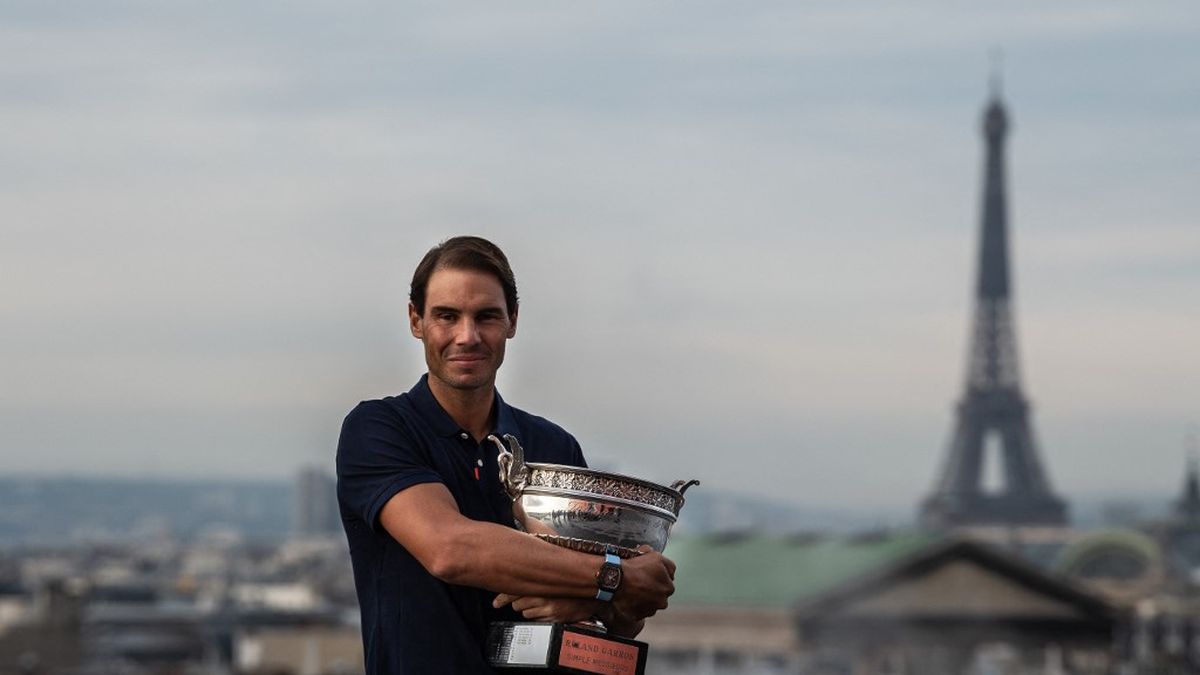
[{"xmin": 409, "ymin": 266, "xmax": 517, "ymax": 395}]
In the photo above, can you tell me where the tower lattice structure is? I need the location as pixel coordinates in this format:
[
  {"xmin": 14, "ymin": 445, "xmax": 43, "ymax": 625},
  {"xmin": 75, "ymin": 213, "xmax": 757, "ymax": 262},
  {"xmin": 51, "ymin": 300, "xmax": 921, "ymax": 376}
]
[{"xmin": 919, "ymin": 90, "xmax": 1068, "ymax": 529}]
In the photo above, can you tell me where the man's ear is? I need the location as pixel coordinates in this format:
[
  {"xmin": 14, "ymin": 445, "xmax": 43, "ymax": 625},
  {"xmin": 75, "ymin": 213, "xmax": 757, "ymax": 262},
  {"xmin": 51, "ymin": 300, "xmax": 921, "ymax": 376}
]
[
  {"xmin": 409, "ymin": 302, "xmax": 423, "ymax": 338},
  {"xmin": 507, "ymin": 307, "xmax": 518, "ymax": 339}
]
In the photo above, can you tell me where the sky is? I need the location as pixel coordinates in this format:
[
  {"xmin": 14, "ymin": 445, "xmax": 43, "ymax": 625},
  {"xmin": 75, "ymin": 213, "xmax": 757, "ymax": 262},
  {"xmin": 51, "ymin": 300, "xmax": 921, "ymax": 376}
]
[{"xmin": 2, "ymin": 1, "xmax": 1197, "ymax": 515}]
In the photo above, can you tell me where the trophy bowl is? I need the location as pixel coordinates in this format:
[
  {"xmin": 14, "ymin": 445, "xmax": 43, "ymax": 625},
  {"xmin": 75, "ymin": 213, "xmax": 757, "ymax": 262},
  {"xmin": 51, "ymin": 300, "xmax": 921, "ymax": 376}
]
[{"xmin": 488, "ymin": 434, "xmax": 699, "ymax": 559}]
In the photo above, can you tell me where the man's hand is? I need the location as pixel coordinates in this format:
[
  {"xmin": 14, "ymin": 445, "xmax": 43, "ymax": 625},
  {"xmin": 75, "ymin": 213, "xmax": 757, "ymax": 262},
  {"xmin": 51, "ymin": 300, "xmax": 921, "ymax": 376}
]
[
  {"xmin": 493, "ymin": 594, "xmax": 601, "ymax": 624},
  {"xmin": 492, "ymin": 546, "xmax": 676, "ymax": 639},
  {"xmin": 612, "ymin": 545, "xmax": 675, "ymax": 621},
  {"xmin": 493, "ymin": 594, "xmax": 648, "ymax": 639},
  {"xmin": 597, "ymin": 602, "xmax": 646, "ymax": 638}
]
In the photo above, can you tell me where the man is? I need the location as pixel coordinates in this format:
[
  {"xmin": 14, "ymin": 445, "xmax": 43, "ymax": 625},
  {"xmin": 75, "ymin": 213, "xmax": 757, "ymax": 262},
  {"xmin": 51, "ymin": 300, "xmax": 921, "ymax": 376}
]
[{"xmin": 337, "ymin": 236, "xmax": 677, "ymax": 673}]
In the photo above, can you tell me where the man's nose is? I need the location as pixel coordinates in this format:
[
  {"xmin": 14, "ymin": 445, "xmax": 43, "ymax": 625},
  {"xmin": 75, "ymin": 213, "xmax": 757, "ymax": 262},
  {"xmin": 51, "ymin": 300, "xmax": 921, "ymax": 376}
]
[{"xmin": 454, "ymin": 318, "xmax": 481, "ymax": 345}]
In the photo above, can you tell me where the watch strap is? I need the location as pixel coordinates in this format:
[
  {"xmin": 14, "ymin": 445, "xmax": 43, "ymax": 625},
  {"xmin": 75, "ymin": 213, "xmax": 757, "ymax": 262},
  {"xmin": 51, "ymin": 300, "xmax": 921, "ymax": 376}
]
[{"xmin": 595, "ymin": 552, "xmax": 621, "ymax": 602}]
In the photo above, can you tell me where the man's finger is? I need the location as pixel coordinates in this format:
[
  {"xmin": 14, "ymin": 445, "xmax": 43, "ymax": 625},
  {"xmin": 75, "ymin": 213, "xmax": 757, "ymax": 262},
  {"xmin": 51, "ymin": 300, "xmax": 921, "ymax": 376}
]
[
  {"xmin": 493, "ymin": 593, "xmax": 520, "ymax": 609},
  {"xmin": 522, "ymin": 606, "xmax": 549, "ymax": 620},
  {"xmin": 662, "ymin": 556, "xmax": 677, "ymax": 578}
]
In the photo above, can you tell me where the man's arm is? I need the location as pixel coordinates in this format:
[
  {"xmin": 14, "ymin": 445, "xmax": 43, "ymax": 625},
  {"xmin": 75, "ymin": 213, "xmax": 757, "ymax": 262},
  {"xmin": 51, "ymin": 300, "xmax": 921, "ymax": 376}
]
[
  {"xmin": 492, "ymin": 543, "xmax": 670, "ymax": 637},
  {"xmin": 379, "ymin": 482, "xmax": 675, "ymax": 619}
]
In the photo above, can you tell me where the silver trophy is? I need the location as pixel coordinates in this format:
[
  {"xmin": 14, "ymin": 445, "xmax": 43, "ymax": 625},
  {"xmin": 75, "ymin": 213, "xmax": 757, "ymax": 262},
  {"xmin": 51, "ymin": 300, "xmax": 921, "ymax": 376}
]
[
  {"xmin": 488, "ymin": 433, "xmax": 699, "ymax": 559},
  {"xmin": 484, "ymin": 433, "xmax": 699, "ymax": 674}
]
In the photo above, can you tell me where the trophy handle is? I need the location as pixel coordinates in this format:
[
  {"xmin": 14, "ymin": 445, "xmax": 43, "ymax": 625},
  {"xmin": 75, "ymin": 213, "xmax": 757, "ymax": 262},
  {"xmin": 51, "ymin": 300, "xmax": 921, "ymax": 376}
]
[
  {"xmin": 488, "ymin": 433, "xmax": 528, "ymax": 499},
  {"xmin": 669, "ymin": 479, "xmax": 700, "ymax": 495}
]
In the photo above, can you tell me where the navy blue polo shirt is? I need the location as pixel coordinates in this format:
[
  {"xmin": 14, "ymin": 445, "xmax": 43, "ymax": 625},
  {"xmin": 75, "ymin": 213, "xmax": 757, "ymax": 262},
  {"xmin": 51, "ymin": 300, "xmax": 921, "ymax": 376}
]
[{"xmin": 336, "ymin": 374, "xmax": 586, "ymax": 674}]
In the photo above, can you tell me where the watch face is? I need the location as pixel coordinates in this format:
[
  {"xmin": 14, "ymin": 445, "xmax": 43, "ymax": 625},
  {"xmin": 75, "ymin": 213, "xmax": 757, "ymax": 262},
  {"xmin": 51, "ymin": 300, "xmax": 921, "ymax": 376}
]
[{"xmin": 598, "ymin": 564, "xmax": 622, "ymax": 591}]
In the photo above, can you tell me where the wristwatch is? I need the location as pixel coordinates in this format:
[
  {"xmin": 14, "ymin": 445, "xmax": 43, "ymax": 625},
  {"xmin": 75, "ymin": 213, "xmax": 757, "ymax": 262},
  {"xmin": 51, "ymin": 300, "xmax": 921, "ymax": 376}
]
[{"xmin": 595, "ymin": 551, "xmax": 622, "ymax": 602}]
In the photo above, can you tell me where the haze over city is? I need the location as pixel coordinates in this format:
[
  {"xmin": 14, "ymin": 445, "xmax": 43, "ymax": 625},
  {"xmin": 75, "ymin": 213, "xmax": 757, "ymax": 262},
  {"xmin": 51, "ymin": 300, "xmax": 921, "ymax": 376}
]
[{"xmin": 3, "ymin": 1, "xmax": 1197, "ymax": 513}]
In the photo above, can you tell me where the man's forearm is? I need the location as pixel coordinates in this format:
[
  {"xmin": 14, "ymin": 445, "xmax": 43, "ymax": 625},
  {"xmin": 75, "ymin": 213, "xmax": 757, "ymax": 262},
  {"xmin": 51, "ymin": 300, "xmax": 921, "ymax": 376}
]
[
  {"xmin": 380, "ymin": 483, "xmax": 604, "ymax": 598},
  {"xmin": 428, "ymin": 517, "xmax": 603, "ymax": 598}
]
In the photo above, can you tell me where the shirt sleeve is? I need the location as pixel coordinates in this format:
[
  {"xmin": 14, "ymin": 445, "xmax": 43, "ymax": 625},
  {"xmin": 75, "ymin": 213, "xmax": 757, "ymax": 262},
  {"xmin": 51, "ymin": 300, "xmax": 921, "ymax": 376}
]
[
  {"xmin": 568, "ymin": 433, "xmax": 587, "ymax": 469},
  {"xmin": 336, "ymin": 400, "xmax": 443, "ymax": 533}
]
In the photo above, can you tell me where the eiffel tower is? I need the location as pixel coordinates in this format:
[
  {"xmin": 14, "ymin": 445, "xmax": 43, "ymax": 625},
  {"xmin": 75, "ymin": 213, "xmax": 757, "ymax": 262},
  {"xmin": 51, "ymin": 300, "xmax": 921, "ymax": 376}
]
[{"xmin": 919, "ymin": 85, "xmax": 1068, "ymax": 529}]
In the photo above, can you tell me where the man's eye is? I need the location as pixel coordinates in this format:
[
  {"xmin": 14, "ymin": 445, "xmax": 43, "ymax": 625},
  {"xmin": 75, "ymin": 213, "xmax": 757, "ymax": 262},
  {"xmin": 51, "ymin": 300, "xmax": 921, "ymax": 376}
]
[{"xmin": 436, "ymin": 313, "xmax": 456, "ymax": 322}]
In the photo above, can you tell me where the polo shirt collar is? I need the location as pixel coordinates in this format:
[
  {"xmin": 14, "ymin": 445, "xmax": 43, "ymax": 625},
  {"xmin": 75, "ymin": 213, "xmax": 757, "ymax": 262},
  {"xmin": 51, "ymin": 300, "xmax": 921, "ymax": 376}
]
[
  {"xmin": 409, "ymin": 373, "xmax": 519, "ymax": 440},
  {"xmin": 492, "ymin": 388, "xmax": 519, "ymax": 439}
]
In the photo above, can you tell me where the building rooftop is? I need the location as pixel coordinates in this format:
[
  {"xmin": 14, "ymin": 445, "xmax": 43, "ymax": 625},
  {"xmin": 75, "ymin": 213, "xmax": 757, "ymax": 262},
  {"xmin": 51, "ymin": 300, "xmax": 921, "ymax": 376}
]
[{"xmin": 663, "ymin": 531, "xmax": 939, "ymax": 607}]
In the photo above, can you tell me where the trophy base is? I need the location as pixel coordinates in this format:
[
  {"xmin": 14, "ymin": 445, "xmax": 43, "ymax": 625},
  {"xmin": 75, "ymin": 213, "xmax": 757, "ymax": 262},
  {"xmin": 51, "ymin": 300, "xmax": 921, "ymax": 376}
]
[{"xmin": 486, "ymin": 621, "xmax": 647, "ymax": 674}]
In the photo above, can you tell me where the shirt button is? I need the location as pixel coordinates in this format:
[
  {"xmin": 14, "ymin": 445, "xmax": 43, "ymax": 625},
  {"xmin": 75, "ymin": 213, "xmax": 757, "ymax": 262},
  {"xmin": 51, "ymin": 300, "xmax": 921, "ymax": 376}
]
[
  {"xmin": 460, "ymin": 432, "xmax": 469, "ymax": 440},
  {"xmin": 476, "ymin": 459, "xmax": 484, "ymax": 467}
]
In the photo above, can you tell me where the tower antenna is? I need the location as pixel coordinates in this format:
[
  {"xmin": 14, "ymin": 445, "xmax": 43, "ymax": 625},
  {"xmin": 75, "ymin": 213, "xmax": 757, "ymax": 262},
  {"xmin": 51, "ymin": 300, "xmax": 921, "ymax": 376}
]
[{"xmin": 989, "ymin": 47, "xmax": 1004, "ymax": 98}]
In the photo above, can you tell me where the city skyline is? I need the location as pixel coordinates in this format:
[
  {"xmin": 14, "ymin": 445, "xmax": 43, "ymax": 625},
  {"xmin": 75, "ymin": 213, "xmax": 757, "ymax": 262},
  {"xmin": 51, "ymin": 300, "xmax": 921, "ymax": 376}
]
[{"xmin": 2, "ymin": 2, "xmax": 1197, "ymax": 511}]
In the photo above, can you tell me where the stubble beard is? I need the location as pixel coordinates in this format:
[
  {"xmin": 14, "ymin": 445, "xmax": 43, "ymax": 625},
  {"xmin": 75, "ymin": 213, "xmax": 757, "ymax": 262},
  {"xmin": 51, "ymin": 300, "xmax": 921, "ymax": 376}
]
[{"xmin": 430, "ymin": 347, "xmax": 503, "ymax": 393}]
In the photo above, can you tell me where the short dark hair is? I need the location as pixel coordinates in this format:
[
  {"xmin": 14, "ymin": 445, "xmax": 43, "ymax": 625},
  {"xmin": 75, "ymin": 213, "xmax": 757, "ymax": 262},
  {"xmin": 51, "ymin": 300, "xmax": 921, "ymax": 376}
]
[{"xmin": 410, "ymin": 236, "xmax": 519, "ymax": 317}]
